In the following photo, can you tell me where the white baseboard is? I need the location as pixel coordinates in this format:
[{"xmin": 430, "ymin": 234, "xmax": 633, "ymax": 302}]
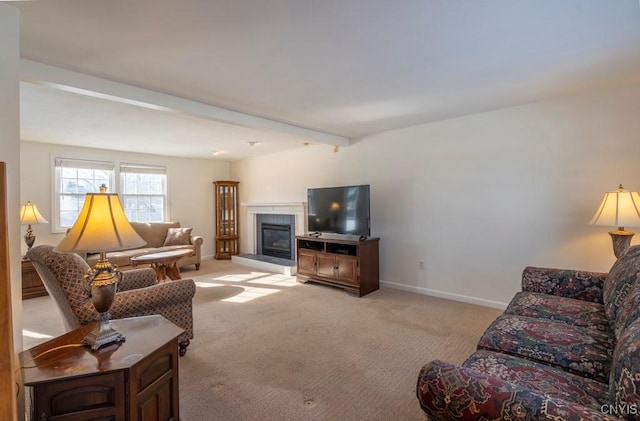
[{"xmin": 380, "ymin": 280, "xmax": 508, "ymax": 310}]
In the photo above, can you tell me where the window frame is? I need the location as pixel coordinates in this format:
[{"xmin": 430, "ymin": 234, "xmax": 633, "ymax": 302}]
[
  {"xmin": 52, "ymin": 157, "xmax": 115, "ymax": 233},
  {"xmin": 52, "ymin": 157, "xmax": 169, "ymax": 233},
  {"xmin": 119, "ymin": 163, "xmax": 168, "ymax": 223}
]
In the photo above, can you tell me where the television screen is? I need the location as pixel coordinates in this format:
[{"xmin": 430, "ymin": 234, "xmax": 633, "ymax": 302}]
[{"xmin": 307, "ymin": 185, "xmax": 370, "ymax": 237}]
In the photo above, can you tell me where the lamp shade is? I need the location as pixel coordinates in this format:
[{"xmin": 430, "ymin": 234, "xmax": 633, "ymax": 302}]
[
  {"xmin": 20, "ymin": 201, "xmax": 48, "ymax": 225},
  {"xmin": 589, "ymin": 184, "xmax": 640, "ymax": 229},
  {"xmin": 55, "ymin": 191, "xmax": 146, "ymax": 253}
]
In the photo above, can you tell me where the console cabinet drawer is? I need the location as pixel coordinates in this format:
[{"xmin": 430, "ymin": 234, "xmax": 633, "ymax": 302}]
[{"xmin": 31, "ymin": 371, "xmax": 126, "ymax": 420}]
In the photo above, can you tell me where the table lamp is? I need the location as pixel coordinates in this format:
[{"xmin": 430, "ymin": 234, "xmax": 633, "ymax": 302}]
[
  {"xmin": 20, "ymin": 201, "xmax": 48, "ymax": 251},
  {"xmin": 589, "ymin": 184, "xmax": 640, "ymax": 258},
  {"xmin": 54, "ymin": 184, "xmax": 146, "ymax": 350}
]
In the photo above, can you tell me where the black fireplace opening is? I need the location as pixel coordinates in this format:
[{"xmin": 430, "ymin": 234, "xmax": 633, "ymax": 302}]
[{"xmin": 261, "ymin": 223, "xmax": 292, "ymax": 260}]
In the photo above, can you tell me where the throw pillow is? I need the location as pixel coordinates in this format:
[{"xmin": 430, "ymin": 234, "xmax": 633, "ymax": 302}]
[{"xmin": 163, "ymin": 227, "xmax": 193, "ymax": 246}]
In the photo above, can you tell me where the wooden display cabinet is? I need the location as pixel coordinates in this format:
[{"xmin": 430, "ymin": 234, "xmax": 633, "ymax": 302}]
[
  {"xmin": 296, "ymin": 234, "xmax": 380, "ymax": 297},
  {"xmin": 214, "ymin": 180, "xmax": 240, "ymax": 259}
]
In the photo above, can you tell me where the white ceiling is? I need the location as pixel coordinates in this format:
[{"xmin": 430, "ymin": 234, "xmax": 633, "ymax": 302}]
[{"xmin": 6, "ymin": 0, "xmax": 640, "ymax": 160}]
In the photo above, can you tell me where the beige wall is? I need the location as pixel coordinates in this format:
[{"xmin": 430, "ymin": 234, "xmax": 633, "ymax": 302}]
[
  {"xmin": 20, "ymin": 141, "xmax": 232, "ymax": 260},
  {"xmin": 17, "ymin": 82, "xmax": 640, "ymax": 309},
  {"xmin": 232, "ymin": 82, "xmax": 640, "ymax": 308}
]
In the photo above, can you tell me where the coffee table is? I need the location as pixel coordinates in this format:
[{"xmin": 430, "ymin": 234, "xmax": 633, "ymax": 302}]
[{"xmin": 130, "ymin": 249, "xmax": 194, "ymax": 281}]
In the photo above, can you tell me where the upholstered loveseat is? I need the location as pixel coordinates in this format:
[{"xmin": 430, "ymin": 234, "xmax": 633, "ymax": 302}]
[
  {"xmin": 84, "ymin": 221, "xmax": 203, "ymax": 270},
  {"xmin": 417, "ymin": 245, "xmax": 640, "ymax": 420}
]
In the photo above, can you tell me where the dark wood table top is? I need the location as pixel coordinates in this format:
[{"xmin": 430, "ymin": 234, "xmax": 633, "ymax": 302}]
[{"xmin": 20, "ymin": 315, "xmax": 184, "ymax": 386}]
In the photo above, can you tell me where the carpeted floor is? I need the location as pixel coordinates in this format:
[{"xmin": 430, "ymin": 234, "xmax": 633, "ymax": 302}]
[{"xmin": 22, "ymin": 259, "xmax": 502, "ymax": 421}]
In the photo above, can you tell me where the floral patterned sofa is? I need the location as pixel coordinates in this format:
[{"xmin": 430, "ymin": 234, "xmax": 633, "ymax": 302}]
[{"xmin": 417, "ymin": 245, "xmax": 640, "ymax": 420}]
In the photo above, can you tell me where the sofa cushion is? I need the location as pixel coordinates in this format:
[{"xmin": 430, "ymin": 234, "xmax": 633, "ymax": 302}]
[
  {"xmin": 505, "ymin": 291, "xmax": 610, "ymax": 333},
  {"xmin": 477, "ymin": 314, "xmax": 614, "ymax": 382},
  {"xmin": 97, "ymin": 251, "xmax": 131, "ymax": 268},
  {"xmin": 130, "ymin": 221, "xmax": 180, "ymax": 248},
  {"xmin": 464, "ymin": 350, "xmax": 609, "ymax": 408},
  {"xmin": 417, "ymin": 359, "xmax": 611, "ymax": 420},
  {"xmin": 603, "ymin": 245, "xmax": 640, "ymax": 332},
  {"xmin": 163, "ymin": 227, "xmax": 192, "ymax": 246},
  {"xmin": 521, "ymin": 266, "xmax": 606, "ymax": 303}
]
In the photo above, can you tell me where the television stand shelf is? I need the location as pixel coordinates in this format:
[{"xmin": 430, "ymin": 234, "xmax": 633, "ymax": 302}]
[{"xmin": 295, "ymin": 234, "xmax": 379, "ymax": 297}]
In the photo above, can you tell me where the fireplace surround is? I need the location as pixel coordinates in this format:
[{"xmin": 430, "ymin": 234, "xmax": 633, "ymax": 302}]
[{"xmin": 231, "ymin": 202, "xmax": 306, "ymax": 275}]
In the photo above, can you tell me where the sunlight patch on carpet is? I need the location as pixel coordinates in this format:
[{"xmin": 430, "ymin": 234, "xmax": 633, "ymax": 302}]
[
  {"xmin": 195, "ymin": 282, "xmax": 226, "ymax": 288},
  {"xmin": 247, "ymin": 274, "xmax": 298, "ymax": 287},
  {"xmin": 222, "ymin": 286, "xmax": 280, "ymax": 303},
  {"xmin": 213, "ymin": 271, "xmax": 271, "ymax": 282}
]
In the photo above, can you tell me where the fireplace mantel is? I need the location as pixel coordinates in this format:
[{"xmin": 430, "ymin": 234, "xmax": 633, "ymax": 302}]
[{"xmin": 241, "ymin": 202, "xmax": 306, "ymax": 255}]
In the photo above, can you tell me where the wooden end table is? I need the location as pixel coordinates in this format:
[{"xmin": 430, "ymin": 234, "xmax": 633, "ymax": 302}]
[
  {"xmin": 20, "ymin": 315, "xmax": 184, "ymax": 421},
  {"xmin": 130, "ymin": 249, "xmax": 194, "ymax": 281},
  {"xmin": 22, "ymin": 257, "xmax": 48, "ymax": 299}
]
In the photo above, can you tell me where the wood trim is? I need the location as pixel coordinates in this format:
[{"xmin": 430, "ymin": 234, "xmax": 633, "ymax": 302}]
[{"xmin": 0, "ymin": 162, "xmax": 17, "ymax": 419}]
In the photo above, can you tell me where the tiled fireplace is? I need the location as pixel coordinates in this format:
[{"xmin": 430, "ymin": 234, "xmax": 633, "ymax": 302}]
[
  {"xmin": 231, "ymin": 202, "xmax": 306, "ymax": 275},
  {"xmin": 257, "ymin": 214, "xmax": 295, "ymax": 260}
]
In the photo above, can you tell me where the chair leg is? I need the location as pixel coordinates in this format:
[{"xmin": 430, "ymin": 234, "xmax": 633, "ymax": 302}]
[
  {"xmin": 179, "ymin": 339, "xmax": 190, "ymax": 357},
  {"xmin": 195, "ymin": 263, "xmax": 200, "ymax": 270}
]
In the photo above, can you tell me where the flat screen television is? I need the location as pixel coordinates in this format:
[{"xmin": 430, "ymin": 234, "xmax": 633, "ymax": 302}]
[{"xmin": 307, "ymin": 184, "xmax": 370, "ymax": 237}]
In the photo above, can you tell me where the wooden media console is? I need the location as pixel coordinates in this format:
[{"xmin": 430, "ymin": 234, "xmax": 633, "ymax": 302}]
[{"xmin": 296, "ymin": 234, "xmax": 379, "ymax": 297}]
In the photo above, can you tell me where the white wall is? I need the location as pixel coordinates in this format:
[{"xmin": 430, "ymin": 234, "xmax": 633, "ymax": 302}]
[
  {"xmin": 20, "ymin": 141, "xmax": 231, "ymax": 260},
  {"xmin": 232, "ymin": 82, "xmax": 640, "ymax": 308}
]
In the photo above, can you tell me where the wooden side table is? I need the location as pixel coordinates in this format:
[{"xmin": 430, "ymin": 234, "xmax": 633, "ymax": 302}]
[
  {"xmin": 21, "ymin": 257, "xmax": 48, "ymax": 299},
  {"xmin": 20, "ymin": 315, "xmax": 184, "ymax": 421}
]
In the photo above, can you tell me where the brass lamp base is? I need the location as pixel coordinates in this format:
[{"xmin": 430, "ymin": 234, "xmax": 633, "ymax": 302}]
[
  {"xmin": 83, "ymin": 254, "xmax": 125, "ymax": 350},
  {"xmin": 83, "ymin": 312, "xmax": 125, "ymax": 350},
  {"xmin": 609, "ymin": 230, "xmax": 634, "ymax": 259},
  {"xmin": 24, "ymin": 224, "xmax": 35, "ymax": 250}
]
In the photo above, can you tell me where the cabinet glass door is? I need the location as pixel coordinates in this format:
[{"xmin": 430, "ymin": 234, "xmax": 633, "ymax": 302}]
[{"xmin": 214, "ymin": 181, "xmax": 239, "ymax": 259}]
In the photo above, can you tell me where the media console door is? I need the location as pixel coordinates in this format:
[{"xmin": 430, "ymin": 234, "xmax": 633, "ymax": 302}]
[
  {"xmin": 295, "ymin": 236, "xmax": 379, "ymax": 297},
  {"xmin": 298, "ymin": 248, "xmax": 317, "ymax": 274}
]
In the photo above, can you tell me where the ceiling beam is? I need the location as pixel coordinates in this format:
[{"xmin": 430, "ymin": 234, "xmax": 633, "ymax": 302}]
[{"xmin": 20, "ymin": 59, "xmax": 350, "ymax": 147}]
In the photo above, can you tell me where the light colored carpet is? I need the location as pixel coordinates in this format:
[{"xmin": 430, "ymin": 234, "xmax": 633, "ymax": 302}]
[{"xmin": 22, "ymin": 259, "xmax": 502, "ymax": 421}]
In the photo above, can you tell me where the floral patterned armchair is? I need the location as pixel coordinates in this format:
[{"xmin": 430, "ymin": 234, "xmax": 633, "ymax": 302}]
[
  {"xmin": 417, "ymin": 245, "xmax": 640, "ymax": 420},
  {"xmin": 26, "ymin": 245, "xmax": 196, "ymax": 356}
]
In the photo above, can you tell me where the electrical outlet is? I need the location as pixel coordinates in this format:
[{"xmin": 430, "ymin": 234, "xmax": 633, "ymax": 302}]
[{"xmin": 418, "ymin": 260, "xmax": 425, "ymax": 270}]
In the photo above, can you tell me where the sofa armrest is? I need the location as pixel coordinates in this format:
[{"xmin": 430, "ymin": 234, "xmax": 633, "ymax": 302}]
[
  {"xmin": 521, "ymin": 266, "xmax": 606, "ymax": 303},
  {"xmin": 109, "ymin": 279, "xmax": 196, "ymax": 343},
  {"xmin": 118, "ymin": 268, "xmax": 158, "ymax": 291},
  {"xmin": 417, "ymin": 360, "xmax": 614, "ymax": 420},
  {"xmin": 190, "ymin": 235, "xmax": 203, "ymax": 247},
  {"xmin": 190, "ymin": 235, "xmax": 203, "ymax": 265},
  {"xmin": 111, "ymin": 278, "xmax": 195, "ymax": 315}
]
